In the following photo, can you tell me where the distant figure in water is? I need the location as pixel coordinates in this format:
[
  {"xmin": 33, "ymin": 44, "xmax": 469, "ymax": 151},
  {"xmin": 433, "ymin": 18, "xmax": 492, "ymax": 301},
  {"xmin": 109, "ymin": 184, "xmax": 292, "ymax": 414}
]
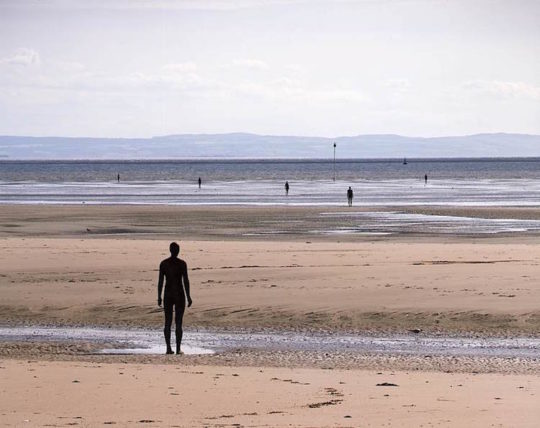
[
  {"xmin": 117, "ymin": 173, "xmax": 120, "ymax": 183},
  {"xmin": 424, "ymin": 174, "xmax": 428, "ymax": 185},
  {"xmin": 285, "ymin": 181, "xmax": 290, "ymax": 195},
  {"xmin": 347, "ymin": 186, "xmax": 354, "ymax": 207},
  {"xmin": 198, "ymin": 177, "xmax": 202, "ymax": 189},
  {"xmin": 158, "ymin": 242, "xmax": 193, "ymax": 355}
]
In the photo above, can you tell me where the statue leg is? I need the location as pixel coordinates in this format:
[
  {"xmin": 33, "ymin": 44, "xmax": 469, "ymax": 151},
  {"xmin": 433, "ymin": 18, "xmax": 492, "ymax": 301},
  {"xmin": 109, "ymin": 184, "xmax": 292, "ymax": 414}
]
[
  {"xmin": 163, "ymin": 299, "xmax": 174, "ymax": 354},
  {"xmin": 175, "ymin": 302, "xmax": 186, "ymax": 354}
]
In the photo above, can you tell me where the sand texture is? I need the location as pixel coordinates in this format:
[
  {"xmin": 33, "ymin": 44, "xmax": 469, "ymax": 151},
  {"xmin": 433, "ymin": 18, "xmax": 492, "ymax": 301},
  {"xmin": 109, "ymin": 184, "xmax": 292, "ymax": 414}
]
[
  {"xmin": 1, "ymin": 359, "xmax": 539, "ymax": 427},
  {"xmin": 1, "ymin": 236, "xmax": 539, "ymax": 334},
  {"xmin": 2, "ymin": 204, "xmax": 540, "ymax": 241}
]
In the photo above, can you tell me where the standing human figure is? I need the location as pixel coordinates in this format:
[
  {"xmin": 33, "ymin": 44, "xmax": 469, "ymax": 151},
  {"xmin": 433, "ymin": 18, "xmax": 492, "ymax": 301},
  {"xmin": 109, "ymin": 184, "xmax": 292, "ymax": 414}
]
[
  {"xmin": 198, "ymin": 177, "xmax": 202, "ymax": 189},
  {"xmin": 117, "ymin": 173, "xmax": 120, "ymax": 183},
  {"xmin": 347, "ymin": 186, "xmax": 353, "ymax": 207},
  {"xmin": 285, "ymin": 181, "xmax": 290, "ymax": 195},
  {"xmin": 157, "ymin": 242, "xmax": 193, "ymax": 355},
  {"xmin": 424, "ymin": 174, "xmax": 428, "ymax": 185}
]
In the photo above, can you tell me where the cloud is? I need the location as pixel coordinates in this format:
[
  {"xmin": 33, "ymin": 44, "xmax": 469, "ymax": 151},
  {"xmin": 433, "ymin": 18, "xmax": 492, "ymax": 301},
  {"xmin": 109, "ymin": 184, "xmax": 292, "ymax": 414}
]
[
  {"xmin": 74, "ymin": 70, "xmax": 213, "ymax": 93},
  {"xmin": 462, "ymin": 80, "xmax": 540, "ymax": 101},
  {"xmin": 0, "ymin": 0, "xmax": 311, "ymax": 11},
  {"xmin": 230, "ymin": 76, "xmax": 366, "ymax": 103},
  {"xmin": 284, "ymin": 64, "xmax": 304, "ymax": 74},
  {"xmin": 162, "ymin": 62, "xmax": 198, "ymax": 73},
  {"xmin": 0, "ymin": 58, "xmax": 367, "ymax": 106},
  {"xmin": 384, "ymin": 78, "xmax": 411, "ymax": 92},
  {"xmin": 0, "ymin": 48, "xmax": 40, "ymax": 66},
  {"xmin": 227, "ymin": 59, "xmax": 269, "ymax": 70}
]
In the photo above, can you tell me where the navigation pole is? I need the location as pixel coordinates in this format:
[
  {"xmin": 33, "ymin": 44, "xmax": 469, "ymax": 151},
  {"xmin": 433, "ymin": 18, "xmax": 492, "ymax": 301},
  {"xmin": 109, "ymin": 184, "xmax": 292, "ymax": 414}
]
[{"xmin": 333, "ymin": 142, "xmax": 336, "ymax": 181}]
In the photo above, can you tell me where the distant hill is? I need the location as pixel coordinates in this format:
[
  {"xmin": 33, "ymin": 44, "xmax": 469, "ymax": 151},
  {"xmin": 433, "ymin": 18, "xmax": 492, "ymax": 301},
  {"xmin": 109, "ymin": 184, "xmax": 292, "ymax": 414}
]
[{"xmin": 0, "ymin": 133, "xmax": 539, "ymax": 159}]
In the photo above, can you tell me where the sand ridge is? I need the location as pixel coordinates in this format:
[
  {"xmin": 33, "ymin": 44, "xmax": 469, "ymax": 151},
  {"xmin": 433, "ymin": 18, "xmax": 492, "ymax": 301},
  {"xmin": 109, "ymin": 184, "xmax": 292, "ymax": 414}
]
[{"xmin": 1, "ymin": 236, "xmax": 539, "ymax": 334}]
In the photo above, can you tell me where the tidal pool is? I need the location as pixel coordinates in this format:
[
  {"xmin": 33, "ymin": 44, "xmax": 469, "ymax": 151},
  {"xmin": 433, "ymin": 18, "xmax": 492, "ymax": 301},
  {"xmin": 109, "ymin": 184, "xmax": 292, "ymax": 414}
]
[{"xmin": 1, "ymin": 326, "xmax": 539, "ymax": 359}]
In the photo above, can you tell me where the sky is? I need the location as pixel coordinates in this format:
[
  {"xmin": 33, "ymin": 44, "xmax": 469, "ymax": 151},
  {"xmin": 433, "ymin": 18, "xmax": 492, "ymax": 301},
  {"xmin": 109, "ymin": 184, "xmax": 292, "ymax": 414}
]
[{"xmin": 0, "ymin": 0, "xmax": 539, "ymax": 138}]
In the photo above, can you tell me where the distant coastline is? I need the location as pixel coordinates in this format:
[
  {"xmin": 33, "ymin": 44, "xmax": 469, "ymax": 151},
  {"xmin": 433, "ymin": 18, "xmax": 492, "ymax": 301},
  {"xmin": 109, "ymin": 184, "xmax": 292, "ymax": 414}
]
[
  {"xmin": 2, "ymin": 156, "xmax": 540, "ymax": 162},
  {"xmin": 1, "ymin": 132, "xmax": 539, "ymax": 160}
]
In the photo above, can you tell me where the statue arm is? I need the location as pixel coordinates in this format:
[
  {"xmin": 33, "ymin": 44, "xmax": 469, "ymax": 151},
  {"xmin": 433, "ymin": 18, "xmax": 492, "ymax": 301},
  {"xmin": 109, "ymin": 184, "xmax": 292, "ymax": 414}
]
[
  {"xmin": 183, "ymin": 263, "xmax": 192, "ymax": 307},
  {"xmin": 157, "ymin": 263, "xmax": 164, "ymax": 306}
]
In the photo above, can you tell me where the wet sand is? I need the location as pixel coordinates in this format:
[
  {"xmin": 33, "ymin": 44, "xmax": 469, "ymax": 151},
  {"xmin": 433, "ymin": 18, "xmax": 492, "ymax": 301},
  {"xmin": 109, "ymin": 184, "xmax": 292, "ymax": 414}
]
[
  {"xmin": 2, "ymin": 204, "xmax": 540, "ymax": 240},
  {"xmin": 1, "ymin": 326, "xmax": 539, "ymax": 376},
  {"xmin": 4, "ymin": 326, "xmax": 540, "ymax": 359}
]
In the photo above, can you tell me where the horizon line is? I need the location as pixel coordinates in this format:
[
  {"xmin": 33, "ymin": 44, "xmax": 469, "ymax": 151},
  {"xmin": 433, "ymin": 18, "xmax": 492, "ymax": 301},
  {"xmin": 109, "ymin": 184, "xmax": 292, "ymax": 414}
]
[
  {"xmin": 1, "ymin": 131, "xmax": 539, "ymax": 140},
  {"xmin": 3, "ymin": 156, "xmax": 540, "ymax": 162}
]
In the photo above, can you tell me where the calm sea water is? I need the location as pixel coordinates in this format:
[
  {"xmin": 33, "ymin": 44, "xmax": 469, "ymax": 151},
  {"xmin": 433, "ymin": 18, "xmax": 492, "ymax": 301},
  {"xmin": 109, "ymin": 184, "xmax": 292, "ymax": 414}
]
[
  {"xmin": 1, "ymin": 158, "xmax": 540, "ymax": 206},
  {"xmin": 2, "ymin": 158, "xmax": 540, "ymax": 182},
  {"xmin": 2, "ymin": 159, "xmax": 540, "ymax": 234}
]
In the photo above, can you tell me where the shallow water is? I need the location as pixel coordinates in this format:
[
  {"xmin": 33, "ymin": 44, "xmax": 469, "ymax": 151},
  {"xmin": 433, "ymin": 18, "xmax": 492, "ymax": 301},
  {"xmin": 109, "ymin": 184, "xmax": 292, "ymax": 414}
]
[
  {"xmin": 2, "ymin": 159, "xmax": 540, "ymax": 208},
  {"xmin": 3, "ymin": 159, "xmax": 540, "ymax": 235},
  {"xmin": 2, "ymin": 179, "xmax": 540, "ymax": 207},
  {"xmin": 317, "ymin": 211, "xmax": 540, "ymax": 235},
  {"xmin": 1, "ymin": 326, "xmax": 539, "ymax": 359}
]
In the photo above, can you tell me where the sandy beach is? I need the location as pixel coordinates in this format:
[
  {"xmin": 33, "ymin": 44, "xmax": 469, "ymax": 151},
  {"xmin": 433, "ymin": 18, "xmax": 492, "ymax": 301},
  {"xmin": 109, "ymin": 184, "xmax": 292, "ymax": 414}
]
[
  {"xmin": 1, "ymin": 204, "xmax": 540, "ymax": 334},
  {"xmin": 2, "ymin": 235, "xmax": 540, "ymax": 334},
  {"xmin": 3, "ymin": 0, "xmax": 540, "ymax": 423},
  {"xmin": 1, "ymin": 359, "xmax": 539, "ymax": 427},
  {"xmin": 1, "ymin": 204, "xmax": 539, "ymax": 426}
]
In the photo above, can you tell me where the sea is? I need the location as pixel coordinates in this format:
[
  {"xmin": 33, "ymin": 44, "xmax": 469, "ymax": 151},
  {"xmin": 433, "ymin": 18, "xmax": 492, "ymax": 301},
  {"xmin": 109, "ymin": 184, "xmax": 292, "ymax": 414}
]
[{"xmin": 2, "ymin": 158, "xmax": 540, "ymax": 234}]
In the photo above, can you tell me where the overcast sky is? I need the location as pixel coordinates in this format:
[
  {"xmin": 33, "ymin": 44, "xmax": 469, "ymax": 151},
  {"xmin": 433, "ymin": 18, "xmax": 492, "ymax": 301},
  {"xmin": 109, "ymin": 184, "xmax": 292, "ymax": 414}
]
[{"xmin": 0, "ymin": 0, "xmax": 539, "ymax": 138}]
